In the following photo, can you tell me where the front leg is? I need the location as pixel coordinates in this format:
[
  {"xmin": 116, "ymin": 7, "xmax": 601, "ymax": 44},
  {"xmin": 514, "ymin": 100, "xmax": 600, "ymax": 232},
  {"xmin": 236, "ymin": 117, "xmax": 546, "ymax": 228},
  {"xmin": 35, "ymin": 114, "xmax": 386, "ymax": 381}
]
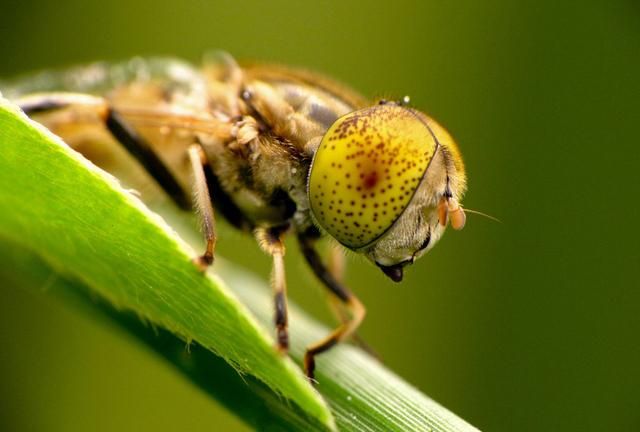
[
  {"xmin": 298, "ymin": 231, "xmax": 366, "ymax": 381},
  {"xmin": 325, "ymin": 243, "xmax": 381, "ymax": 361}
]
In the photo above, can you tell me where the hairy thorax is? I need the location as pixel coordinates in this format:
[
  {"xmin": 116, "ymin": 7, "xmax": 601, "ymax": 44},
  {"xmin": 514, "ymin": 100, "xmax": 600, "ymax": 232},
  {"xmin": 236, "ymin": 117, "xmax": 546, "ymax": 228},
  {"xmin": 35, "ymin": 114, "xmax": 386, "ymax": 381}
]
[{"xmin": 198, "ymin": 63, "xmax": 365, "ymax": 231}]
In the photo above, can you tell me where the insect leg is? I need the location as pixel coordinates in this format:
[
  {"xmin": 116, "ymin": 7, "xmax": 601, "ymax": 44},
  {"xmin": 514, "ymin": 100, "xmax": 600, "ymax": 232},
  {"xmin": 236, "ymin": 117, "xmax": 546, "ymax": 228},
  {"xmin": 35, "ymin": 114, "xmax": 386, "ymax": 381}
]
[
  {"xmin": 297, "ymin": 231, "xmax": 366, "ymax": 381},
  {"xmin": 325, "ymin": 245, "xmax": 381, "ymax": 361},
  {"xmin": 17, "ymin": 92, "xmax": 191, "ymax": 210},
  {"xmin": 256, "ymin": 225, "xmax": 290, "ymax": 353},
  {"xmin": 187, "ymin": 145, "xmax": 217, "ymax": 271}
]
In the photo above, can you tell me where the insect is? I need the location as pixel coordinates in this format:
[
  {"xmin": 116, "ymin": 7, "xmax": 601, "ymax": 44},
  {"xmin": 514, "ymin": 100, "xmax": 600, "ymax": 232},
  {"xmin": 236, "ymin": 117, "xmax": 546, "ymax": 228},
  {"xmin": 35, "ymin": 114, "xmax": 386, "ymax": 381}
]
[{"xmin": 2, "ymin": 52, "xmax": 467, "ymax": 380}]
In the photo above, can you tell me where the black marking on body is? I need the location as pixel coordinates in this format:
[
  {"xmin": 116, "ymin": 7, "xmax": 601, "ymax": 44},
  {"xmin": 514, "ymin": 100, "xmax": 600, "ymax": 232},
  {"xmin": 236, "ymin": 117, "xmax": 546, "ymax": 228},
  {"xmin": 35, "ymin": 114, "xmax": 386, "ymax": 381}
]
[
  {"xmin": 20, "ymin": 99, "xmax": 67, "ymax": 115},
  {"xmin": 203, "ymin": 163, "xmax": 253, "ymax": 231},
  {"xmin": 269, "ymin": 188, "xmax": 298, "ymax": 222},
  {"xmin": 104, "ymin": 109, "xmax": 191, "ymax": 209}
]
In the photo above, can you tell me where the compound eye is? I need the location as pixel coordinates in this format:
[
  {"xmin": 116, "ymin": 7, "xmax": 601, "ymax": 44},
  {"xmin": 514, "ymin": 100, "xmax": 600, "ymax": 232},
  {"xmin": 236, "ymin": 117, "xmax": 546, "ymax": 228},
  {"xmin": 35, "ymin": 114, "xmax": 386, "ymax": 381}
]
[{"xmin": 308, "ymin": 104, "xmax": 437, "ymax": 249}]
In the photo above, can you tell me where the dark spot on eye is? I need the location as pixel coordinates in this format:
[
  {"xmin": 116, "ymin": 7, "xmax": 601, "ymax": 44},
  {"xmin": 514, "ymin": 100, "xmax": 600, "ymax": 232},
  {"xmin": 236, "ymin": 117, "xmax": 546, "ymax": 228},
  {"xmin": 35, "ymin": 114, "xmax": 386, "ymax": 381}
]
[{"xmin": 363, "ymin": 171, "xmax": 379, "ymax": 189}]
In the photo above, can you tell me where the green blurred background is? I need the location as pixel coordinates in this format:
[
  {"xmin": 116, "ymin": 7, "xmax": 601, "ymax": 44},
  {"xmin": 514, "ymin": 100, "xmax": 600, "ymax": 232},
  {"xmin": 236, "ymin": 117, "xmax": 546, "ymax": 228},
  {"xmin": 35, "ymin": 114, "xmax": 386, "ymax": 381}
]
[{"xmin": 1, "ymin": 1, "xmax": 639, "ymax": 431}]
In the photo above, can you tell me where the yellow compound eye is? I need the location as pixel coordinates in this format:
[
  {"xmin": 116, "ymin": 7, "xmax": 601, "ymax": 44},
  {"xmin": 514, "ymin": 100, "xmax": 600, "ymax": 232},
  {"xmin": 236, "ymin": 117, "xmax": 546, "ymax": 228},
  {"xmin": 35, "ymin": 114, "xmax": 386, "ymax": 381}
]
[{"xmin": 308, "ymin": 103, "xmax": 437, "ymax": 249}]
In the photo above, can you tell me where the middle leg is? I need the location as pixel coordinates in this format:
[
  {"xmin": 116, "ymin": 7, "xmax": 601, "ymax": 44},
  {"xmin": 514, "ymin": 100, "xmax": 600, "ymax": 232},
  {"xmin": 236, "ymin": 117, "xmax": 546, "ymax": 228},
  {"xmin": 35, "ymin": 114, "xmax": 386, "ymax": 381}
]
[
  {"xmin": 325, "ymin": 244, "xmax": 381, "ymax": 360},
  {"xmin": 256, "ymin": 225, "xmax": 291, "ymax": 353}
]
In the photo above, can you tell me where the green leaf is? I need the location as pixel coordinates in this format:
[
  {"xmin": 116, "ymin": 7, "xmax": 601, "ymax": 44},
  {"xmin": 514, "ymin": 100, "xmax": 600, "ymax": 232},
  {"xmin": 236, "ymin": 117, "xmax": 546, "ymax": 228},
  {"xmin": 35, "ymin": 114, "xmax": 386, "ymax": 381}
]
[
  {"xmin": 0, "ymin": 98, "xmax": 333, "ymax": 430},
  {"xmin": 0, "ymin": 97, "xmax": 480, "ymax": 431}
]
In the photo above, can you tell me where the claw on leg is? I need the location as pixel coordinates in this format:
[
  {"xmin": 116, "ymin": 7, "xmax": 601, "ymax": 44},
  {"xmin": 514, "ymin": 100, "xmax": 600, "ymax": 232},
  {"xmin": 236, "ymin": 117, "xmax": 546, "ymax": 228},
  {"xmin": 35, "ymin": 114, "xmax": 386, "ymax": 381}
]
[{"xmin": 191, "ymin": 253, "xmax": 214, "ymax": 273}]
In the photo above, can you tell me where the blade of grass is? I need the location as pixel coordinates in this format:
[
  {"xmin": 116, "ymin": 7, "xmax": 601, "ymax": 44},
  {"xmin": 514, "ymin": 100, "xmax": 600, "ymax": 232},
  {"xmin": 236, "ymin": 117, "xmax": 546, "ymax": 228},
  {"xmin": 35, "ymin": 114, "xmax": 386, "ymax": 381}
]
[
  {"xmin": 2, "ymin": 240, "xmax": 480, "ymax": 431},
  {"xmin": 219, "ymin": 263, "xmax": 480, "ymax": 432},
  {"xmin": 0, "ymin": 97, "xmax": 480, "ymax": 431},
  {"xmin": 0, "ymin": 241, "xmax": 330, "ymax": 431},
  {"xmin": 0, "ymin": 98, "xmax": 334, "ymax": 430}
]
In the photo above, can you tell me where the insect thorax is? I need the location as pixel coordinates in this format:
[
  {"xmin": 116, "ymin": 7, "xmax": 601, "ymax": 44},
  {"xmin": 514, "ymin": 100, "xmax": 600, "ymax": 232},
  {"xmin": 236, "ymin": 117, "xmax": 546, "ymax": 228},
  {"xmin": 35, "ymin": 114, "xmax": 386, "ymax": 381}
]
[{"xmin": 198, "ymin": 63, "xmax": 364, "ymax": 231}]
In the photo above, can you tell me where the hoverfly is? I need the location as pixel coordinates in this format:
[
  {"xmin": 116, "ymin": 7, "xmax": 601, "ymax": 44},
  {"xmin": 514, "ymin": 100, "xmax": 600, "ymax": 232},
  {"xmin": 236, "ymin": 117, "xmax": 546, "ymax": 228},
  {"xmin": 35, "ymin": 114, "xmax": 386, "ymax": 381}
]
[{"xmin": 2, "ymin": 52, "xmax": 467, "ymax": 380}]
